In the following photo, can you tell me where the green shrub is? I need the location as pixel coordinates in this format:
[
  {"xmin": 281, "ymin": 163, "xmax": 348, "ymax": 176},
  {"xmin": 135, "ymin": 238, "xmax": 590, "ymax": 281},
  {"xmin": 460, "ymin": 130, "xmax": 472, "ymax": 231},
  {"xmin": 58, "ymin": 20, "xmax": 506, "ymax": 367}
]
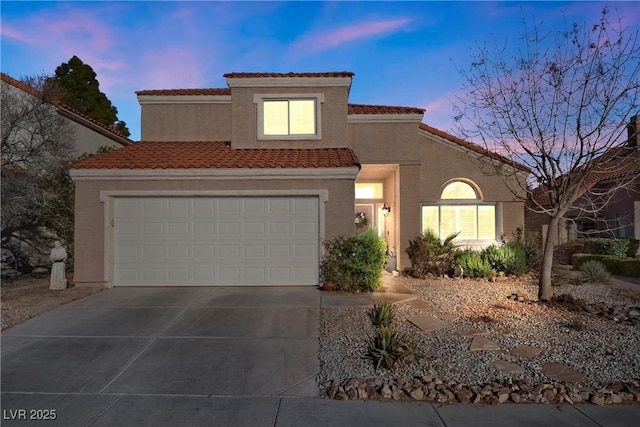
[
  {"xmin": 452, "ymin": 249, "xmax": 494, "ymax": 278},
  {"xmin": 368, "ymin": 301, "xmax": 395, "ymax": 328},
  {"xmin": 320, "ymin": 228, "xmax": 387, "ymax": 292},
  {"xmin": 582, "ymin": 238, "xmax": 630, "ymax": 259},
  {"xmin": 580, "ymin": 260, "xmax": 611, "ymax": 284},
  {"xmin": 481, "ymin": 242, "xmax": 527, "ymax": 276},
  {"xmin": 364, "ymin": 326, "xmax": 416, "ymax": 370},
  {"xmin": 627, "ymin": 239, "xmax": 640, "ymax": 258},
  {"xmin": 406, "ymin": 231, "xmax": 458, "ymax": 278},
  {"xmin": 511, "ymin": 227, "xmax": 542, "ymax": 270},
  {"xmin": 571, "ymin": 253, "xmax": 640, "ymax": 278}
]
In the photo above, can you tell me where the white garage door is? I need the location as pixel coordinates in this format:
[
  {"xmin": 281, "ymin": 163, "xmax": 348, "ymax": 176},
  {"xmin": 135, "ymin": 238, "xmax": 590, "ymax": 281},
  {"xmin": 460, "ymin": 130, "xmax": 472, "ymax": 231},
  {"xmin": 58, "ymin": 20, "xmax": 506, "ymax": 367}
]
[{"xmin": 113, "ymin": 196, "xmax": 319, "ymax": 286}]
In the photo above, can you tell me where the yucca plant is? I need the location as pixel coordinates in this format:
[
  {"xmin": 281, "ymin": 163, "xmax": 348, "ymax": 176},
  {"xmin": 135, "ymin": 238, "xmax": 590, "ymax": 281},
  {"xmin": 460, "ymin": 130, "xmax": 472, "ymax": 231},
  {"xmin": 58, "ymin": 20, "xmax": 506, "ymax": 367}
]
[
  {"xmin": 580, "ymin": 259, "xmax": 611, "ymax": 284},
  {"xmin": 364, "ymin": 326, "xmax": 416, "ymax": 370},
  {"xmin": 367, "ymin": 301, "xmax": 395, "ymax": 327}
]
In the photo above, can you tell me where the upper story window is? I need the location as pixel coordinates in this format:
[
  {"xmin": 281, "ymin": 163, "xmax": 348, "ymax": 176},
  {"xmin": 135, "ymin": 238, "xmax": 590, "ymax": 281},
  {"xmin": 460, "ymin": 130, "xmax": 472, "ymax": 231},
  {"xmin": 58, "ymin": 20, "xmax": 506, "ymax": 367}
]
[
  {"xmin": 264, "ymin": 99, "xmax": 315, "ymax": 135},
  {"xmin": 254, "ymin": 93, "xmax": 324, "ymax": 140}
]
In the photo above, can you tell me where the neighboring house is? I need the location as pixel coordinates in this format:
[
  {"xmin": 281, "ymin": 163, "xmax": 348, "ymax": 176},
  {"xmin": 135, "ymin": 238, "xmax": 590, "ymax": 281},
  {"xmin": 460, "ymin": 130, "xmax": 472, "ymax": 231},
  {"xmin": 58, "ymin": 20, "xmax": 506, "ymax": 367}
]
[
  {"xmin": 1, "ymin": 72, "xmax": 131, "ymax": 268},
  {"xmin": 1, "ymin": 72, "xmax": 132, "ymax": 156},
  {"xmin": 70, "ymin": 72, "xmax": 529, "ymax": 287},
  {"xmin": 526, "ymin": 115, "xmax": 640, "ymax": 249}
]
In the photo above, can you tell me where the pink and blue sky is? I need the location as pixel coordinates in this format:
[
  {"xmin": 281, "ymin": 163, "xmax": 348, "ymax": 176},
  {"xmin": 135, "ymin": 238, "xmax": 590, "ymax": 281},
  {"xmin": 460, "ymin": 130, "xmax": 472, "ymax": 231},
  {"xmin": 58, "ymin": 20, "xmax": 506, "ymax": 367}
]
[{"xmin": 1, "ymin": 1, "xmax": 638, "ymax": 140}]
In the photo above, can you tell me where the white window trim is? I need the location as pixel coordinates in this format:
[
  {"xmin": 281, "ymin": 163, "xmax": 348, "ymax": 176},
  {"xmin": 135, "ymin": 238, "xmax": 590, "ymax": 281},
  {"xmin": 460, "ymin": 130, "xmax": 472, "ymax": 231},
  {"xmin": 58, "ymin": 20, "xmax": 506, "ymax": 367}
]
[{"xmin": 254, "ymin": 93, "xmax": 324, "ymax": 140}]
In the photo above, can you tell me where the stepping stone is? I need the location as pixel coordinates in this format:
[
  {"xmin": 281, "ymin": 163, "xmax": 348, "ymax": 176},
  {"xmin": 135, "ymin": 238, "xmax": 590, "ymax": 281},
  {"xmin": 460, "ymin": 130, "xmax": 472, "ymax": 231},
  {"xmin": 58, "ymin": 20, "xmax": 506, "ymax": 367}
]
[
  {"xmin": 510, "ymin": 344, "xmax": 542, "ymax": 358},
  {"xmin": 493, "ymin": 360, "xmax": 525, "ymax": 374},
  {"xmin": 407, "ymin": 315, "xmax": 449, "ymax": 332},
  {"xmin": 541, "ymin": 363, "xmax": 587, "ymax": 383},
  {"xmin": 437, "ymin": 313, "xmax": 459, "ymax": 322},
  {"xmin": 456, "ymin": 328, "xmax": 487, "ymax": 337},
  {"xmin": 404, "ymin": 299, "xmax": 432, "ymax": 310},
  {"xmin": 469, "ymin": 336, "xmax": 501, "ymax": 351}
]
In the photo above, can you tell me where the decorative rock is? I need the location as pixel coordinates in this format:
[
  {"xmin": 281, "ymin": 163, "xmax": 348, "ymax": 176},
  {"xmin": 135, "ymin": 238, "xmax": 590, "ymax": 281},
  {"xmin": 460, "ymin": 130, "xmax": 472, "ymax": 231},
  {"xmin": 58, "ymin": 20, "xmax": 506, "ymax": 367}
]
[
  {"xmin": 455, "ymin": 388, "xmax": 473, "ymax": 403},
  {"xmin": 381, "ymin": 384, "xmax": 392, "ymax": 399},
  {"xmin": 510, "ymin": 344, "xmax": 542, "ymax": 358},
  {"xmin": 492, "ymin": 360, "xmax": 525, "ymax": 374},
  {"xmin": 541, "ymin": 363, "xmax": 587, "ymax": 383},
  {"xmin": 407, "ymin": 315, "xmax": 449, "ymax": 332},
  {"xmin": 469, "ymin": 336, "xmax": 501, "ymax": 351},
  {"xmin": 454, "ymin": 265, "xmax": 464, "ymax": 278},
  {"xmin": 590, "ymin": 393, "xmax": 606, "ymax": 405},
  {"xmin": 409, "ymin": 387, "xmax": 424, "ymax": 400}
]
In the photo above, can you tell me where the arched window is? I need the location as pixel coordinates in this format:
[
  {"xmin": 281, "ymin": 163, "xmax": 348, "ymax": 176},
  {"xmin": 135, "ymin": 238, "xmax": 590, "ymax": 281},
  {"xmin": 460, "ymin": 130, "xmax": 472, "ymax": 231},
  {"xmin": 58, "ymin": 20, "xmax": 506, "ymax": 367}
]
[
  {"xmin": 441, "ymin": 181, "xmax": 478, "ymax": 200},
  {"xmin": 422, "ymin": 180, "xmax": 496, "ymax": 242}
]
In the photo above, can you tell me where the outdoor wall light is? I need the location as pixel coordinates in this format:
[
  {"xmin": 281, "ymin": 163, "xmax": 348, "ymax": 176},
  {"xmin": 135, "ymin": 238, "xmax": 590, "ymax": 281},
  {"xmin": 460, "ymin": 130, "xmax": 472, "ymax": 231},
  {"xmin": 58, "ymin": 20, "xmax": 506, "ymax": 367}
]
[{"xmin": 381, "ymin": 203, "xmax": 391, "ymax": 217}]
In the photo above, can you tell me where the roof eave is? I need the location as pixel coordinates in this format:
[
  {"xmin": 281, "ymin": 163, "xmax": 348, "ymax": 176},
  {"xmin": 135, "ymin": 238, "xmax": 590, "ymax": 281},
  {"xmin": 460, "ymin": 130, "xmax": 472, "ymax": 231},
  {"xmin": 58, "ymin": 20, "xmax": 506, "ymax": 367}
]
[{"xmin": 69, "ymin": 166, "xmax": 360, "ymax": 181}]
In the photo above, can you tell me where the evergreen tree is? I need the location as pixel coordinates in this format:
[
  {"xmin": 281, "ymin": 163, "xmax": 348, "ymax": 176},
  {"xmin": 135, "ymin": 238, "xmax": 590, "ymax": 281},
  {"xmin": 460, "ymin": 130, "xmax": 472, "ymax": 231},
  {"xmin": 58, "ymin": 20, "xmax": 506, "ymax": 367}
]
[{"xmin": 52, "ymin": 55, "xmax": 130, "ymax": 137}]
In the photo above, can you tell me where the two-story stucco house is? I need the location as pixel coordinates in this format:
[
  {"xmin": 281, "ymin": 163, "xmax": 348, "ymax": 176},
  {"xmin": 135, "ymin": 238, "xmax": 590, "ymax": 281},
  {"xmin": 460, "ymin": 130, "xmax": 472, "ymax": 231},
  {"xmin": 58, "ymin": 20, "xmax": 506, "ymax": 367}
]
[{"xmin": 70, "ymin": 72, "xmax": 528, "ymax": 287}]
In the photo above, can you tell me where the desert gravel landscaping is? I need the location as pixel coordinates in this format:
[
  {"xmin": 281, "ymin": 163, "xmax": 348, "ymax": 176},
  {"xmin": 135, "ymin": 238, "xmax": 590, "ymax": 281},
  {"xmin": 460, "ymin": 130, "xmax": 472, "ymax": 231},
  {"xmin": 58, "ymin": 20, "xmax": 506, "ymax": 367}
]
[
  {"xmin": 319, "ymin": 274, "xmax": 640, "ymax": 404},
  {"xmin": 1, "ymin": 276, "xmax": 103, "ymax": 331}
]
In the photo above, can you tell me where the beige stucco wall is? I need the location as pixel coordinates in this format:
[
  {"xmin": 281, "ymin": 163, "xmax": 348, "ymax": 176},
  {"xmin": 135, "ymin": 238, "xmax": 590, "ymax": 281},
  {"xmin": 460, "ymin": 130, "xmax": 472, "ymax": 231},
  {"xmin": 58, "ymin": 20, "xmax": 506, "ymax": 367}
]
[
  {"xmin": 140, "ymin": 103, "xmax": 232, "ymax": 141},
  {"xmin": 70, "ymin": 122, "xmax": 126, "ymax": 157},
  {"xmin": 349, "ymin": 121, "xmax": 422, "ymax": 163},
  {"xmin": 73, "ymin": 176, "xmax": 356, "ymax": 285},
  {"xmin": 418, "ymin": 135, "xmax": 523, "ymax": 202}
]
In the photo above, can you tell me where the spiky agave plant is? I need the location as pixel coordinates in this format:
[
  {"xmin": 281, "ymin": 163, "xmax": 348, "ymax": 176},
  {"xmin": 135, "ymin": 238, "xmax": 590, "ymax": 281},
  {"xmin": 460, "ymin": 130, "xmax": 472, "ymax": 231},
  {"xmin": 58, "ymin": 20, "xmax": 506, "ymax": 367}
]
[
  {"xmin": 364, "ymin": 326, "xmax": 416, "ymax": 370},
  {"xmin": 580, "ymin": 260, "xmax": 611, "ymax": 284},
  {"xmin": 367, "ymin": 301, "xmax": 395, "ymax": 327}
]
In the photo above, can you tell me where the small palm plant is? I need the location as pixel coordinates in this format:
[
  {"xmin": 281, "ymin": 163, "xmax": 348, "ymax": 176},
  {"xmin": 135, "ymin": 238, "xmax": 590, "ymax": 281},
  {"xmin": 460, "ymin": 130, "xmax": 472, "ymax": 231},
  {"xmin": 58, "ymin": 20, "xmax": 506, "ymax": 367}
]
[{"xmin": 368, "ymin": 301, "xmax": 395, "ymax": 328}]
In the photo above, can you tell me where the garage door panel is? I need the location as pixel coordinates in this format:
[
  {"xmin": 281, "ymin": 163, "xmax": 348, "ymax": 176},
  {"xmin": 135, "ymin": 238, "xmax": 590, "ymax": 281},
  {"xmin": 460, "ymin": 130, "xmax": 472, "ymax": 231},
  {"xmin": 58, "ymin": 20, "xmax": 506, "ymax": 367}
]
[
  {"xmin": 142, "ymin": 199, "xmax": 164, "ymax": 215},
  {"xmin": 113, "ymin": 196, "xmax": 319, "ymax": 286},
  {"xmin": 193, "ymin": 222, "xmax": 217, "ymax": 237},
  {"xmin": 219, "ymin": 222, "xmax": 241, "ymax": 236},
  {"xmin": 269, "ymin": 223, "xmax": 291, "ymax": 235},
  {"xmin": 167, "ymin": 198, "xmax": 191, "ymax": 214},
  {"xmin": 193, "ymin": 245, "xmax": 215, "ymax": 258},
  {"xmin": 219, "ymin": 198, "xmax": 242, "ymax": 213},
  {"xmin": 244, "ymin": 222, "xmax": 266, "ymax": 235},
  {"xmin": 245, "ymin": 198, "xmax": 267, "ymax": 212},
  {"xmin": 168, "ymin": 222, "xmax": 191, "ymax": 236}
]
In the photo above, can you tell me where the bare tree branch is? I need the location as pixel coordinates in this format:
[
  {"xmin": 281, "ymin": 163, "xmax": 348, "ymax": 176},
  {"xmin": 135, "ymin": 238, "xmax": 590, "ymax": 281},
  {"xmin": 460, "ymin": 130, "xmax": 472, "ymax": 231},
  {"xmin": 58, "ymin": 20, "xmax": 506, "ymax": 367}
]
[{"xmin": 454, "ymin": 7, "xmax": 640, "ymax": 300}]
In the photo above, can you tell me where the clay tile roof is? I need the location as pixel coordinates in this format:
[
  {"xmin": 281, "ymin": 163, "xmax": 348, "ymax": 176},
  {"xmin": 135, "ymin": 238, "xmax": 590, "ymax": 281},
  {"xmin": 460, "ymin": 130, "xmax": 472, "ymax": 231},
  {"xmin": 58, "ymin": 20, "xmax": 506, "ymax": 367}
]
[
  {"xmin": 1, "ymin": 72, "xmax": 42, "ymax": 97},
  {"xmin": 584, "ymin": 146, "xmax": 640, "ymax": 185},
  {"xmin": 348, "ymin": 104, "xmax": 425, "ymax": 115},
  {"xmin": 419, "ymin": 123, "xmax": 530, "ymax": 172},
  {"xmin": 135, "ymin": 88, "xmax": 231, "ymax": 96},
  {"xmin": 56, "ymin": 104, "xmax": 133, "ymax": 144},
  {"xmin": 223, "ymin": 72, "xmax": 355, "ymax": 78},
  {"xmin": 71, "ymin": 141, "xmax": 360, "ymax": 170}
]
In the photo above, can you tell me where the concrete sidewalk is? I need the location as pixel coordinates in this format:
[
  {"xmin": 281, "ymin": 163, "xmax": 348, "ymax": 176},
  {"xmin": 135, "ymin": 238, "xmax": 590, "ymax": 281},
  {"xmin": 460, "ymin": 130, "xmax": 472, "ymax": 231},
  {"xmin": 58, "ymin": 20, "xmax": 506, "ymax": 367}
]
[{"xmin": 1, "ymin": 285, "xmax": 639, "ymax": 426}]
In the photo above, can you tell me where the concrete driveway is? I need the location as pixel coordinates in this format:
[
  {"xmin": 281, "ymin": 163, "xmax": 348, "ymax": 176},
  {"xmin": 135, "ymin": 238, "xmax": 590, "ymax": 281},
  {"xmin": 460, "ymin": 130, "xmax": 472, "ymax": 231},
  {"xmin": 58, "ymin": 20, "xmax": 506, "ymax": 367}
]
[
  {"xmin": 3, "ymin": 285, "xmax": 640, "ymax": 427},
  {"xmin": 1, "ymin": 286, "xmax": 320, "ymax": 426}
]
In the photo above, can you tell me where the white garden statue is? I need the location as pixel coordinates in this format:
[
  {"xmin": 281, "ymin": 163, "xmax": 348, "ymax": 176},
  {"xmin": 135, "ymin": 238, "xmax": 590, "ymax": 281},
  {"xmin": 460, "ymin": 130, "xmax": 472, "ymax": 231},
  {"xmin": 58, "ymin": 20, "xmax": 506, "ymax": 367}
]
[{"xmin": 49, "ymin": 241, "xmax": 68, "ymax": 290}]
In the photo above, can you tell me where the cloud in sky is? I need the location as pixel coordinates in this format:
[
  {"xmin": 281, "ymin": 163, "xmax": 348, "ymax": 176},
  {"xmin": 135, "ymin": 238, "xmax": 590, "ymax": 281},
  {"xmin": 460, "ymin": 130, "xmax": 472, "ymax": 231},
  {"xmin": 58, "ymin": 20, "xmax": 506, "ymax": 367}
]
[{"xmin": 291, "ymin": 17, "xmax": 413, "ymax": 54}]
